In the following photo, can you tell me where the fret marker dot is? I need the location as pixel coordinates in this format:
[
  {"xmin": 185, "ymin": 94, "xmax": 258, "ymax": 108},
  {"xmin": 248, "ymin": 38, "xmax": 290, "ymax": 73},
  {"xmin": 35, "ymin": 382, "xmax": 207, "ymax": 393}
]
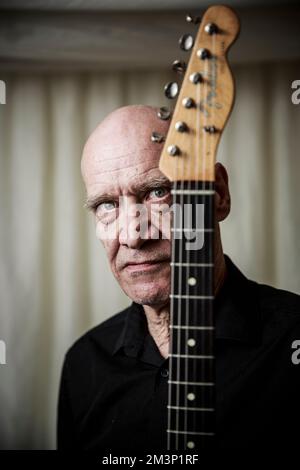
[
  {"xmin": 187, "ymin": 338, "xmax": 196, "ymax": 347},
  {"xmin": 187, "ymin": 441, "xmax": 195, "ymax": 449},
  {"xmin": 187, "ymin": 392, "xmax": 196, "ymax": 401},
  {"xmin": 187, "ymin": 277, "xmax": 197, "ymax": 286}
]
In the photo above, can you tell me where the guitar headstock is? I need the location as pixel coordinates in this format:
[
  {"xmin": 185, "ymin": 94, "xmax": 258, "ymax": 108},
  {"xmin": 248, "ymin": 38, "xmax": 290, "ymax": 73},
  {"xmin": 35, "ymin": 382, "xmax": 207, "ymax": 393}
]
[{"xmin": 158, "ymin": 5, "xmax": 240, "ymax": 182}]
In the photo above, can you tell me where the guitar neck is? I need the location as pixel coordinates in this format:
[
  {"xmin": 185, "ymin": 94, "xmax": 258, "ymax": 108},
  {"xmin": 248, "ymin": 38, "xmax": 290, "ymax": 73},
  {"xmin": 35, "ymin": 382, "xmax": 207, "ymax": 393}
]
[
  {"xmin": 158, "ymin": 4, "xmax": 240, "ymax": 450},
  {"xmin": 167, "ymin": 180, "xmax": 216, "ymax": 450}
]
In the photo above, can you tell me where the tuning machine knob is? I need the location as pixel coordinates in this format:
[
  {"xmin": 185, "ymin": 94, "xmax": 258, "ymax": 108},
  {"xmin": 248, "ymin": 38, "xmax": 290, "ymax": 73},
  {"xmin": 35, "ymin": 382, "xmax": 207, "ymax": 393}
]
[
  {"xmin": 175, "ymin": 121, "xmax": 188, "ymax": 133},
  {"xmin": 151, "ymin": 132, "xmax": 165, "ymax": 143},
  {"xmin": 179, "ymin": 34, "xmax": 194, "ymax": 51},
  {"xmin": 164, "ymin": 81, "xmax": 179, "ymax": 99},
  {"xmin": 168, "ymin": 145, "xmax": 180, "ymax": 156},
  {"xmin": 197, "ymin": 48, "xmax": 210, "ymax": 60},
  {"xmin": 186, "ymin": 13, "xmax": 201, "ymax": 25},
  {"xmin": 172, "ymin": 60, "xmax": 187, "ymax": 74},
  {"xmin": 204, "ymin": 23, "xmax": 218, "ymax": 35},
  {"xmin": 157, "ymin": 107, "xmax": 171, "ymax": 121},
  {"xmin": 189, "ymin": 72, "xmax": 203, "ymax": 84},
  {"xmin": 182, "ymin": 97, "xmax": 195, "ymax": 109}
]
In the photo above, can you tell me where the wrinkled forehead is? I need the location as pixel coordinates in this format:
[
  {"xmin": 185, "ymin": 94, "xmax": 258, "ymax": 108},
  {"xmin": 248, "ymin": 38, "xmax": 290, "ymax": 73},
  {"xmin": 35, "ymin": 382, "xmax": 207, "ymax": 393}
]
[
  {"xmin": 83, "ymin": 141, "xmax": 163, "ymax": 185},
  {"xmin": 82, "ymin": 107, "xmax": 169, "ymax": 187}
]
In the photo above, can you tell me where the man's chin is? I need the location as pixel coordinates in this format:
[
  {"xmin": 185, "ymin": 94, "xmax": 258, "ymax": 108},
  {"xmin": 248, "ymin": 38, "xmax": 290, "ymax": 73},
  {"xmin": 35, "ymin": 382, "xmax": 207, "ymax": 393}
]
[{"xmin": 125, "ymin": 285, "xmax": 170, "ymax": 307}]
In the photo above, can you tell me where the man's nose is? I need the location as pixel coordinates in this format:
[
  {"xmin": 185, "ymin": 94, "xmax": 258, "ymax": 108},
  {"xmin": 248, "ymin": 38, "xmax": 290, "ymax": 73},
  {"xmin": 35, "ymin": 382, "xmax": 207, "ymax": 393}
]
[{"xmin": 118, "ymin": 200, "xmax": 150, "ymax": 249}]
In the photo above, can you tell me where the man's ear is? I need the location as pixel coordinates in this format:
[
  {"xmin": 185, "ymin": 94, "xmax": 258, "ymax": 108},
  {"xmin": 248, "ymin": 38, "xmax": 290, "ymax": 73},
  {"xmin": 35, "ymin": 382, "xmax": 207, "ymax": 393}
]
[{"xmin": 215, "ymin": 162, "xmax": 231, "ymax": 222}]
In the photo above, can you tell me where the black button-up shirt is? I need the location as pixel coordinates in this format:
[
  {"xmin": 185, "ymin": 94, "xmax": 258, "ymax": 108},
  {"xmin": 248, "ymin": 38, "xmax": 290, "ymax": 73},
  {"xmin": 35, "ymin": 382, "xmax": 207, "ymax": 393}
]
[{"xmin": 57, "ymin": 256, "xmax": 300, "ymax": 451}]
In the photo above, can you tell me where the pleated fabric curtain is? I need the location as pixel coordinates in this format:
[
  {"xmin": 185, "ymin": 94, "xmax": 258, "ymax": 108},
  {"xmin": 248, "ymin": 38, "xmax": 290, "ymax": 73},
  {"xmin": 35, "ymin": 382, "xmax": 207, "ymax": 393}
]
[{"xmin": 0, "ymin": 62, "xmax": 299, "ymax": 449}]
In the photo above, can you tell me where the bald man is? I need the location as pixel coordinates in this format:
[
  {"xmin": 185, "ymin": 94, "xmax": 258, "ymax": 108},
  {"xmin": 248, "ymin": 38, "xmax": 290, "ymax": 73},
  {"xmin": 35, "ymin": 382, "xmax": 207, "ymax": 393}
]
[{"xmin": 57, "ymin": 105, "xmax": 300, "ymax": 452}]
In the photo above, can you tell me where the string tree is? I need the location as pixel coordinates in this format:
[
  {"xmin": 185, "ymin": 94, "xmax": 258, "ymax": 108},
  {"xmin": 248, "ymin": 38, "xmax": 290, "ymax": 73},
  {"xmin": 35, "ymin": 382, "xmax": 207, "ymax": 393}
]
[{"xmin": 204, "ymin": 125, "xmax": 217, "ymax": 134}]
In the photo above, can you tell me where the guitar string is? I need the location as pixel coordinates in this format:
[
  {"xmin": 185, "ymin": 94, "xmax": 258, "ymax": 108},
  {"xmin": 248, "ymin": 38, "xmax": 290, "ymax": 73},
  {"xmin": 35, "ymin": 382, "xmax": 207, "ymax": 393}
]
[
  {"xmin": 205, "ymin": 32, "xmax": 216, "ymax": 442},
  {"xmin": 167, "ymin": 105, "xmax": 180, "ymax": 450},
  {"xmin": 174, "ymin": 100, "xmax": 185, "ymax": 451},
  {"xmin": 199, "ymin": 53, "xmax": 206, "ymax": 446},
  {"xmin": 182, "ymin": 58, "xmax": 199, "ymax": 449},
  {"xmin": 190, "ymin": 47, "xmax": 201, "ymax": 448},
  {"xmin": 172, "ymin": 101, "xmax": 183, "ymax": 451},
  {"xmin": 211, "ymin": 31, "xmax": 216, "ymax": 441},
  {"xmin": 167, "ymin": 135, "xmax": 175, "ymax": 451},
  {"xmin": 200, "ymin": 39, "xmax": 215, "ymax": 443}
]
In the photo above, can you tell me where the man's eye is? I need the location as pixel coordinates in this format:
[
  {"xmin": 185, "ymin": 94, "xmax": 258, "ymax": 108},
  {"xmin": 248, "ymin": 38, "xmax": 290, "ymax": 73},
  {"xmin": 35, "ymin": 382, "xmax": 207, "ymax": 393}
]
[
  {"xmin": 97, "ymin": 201, "xmax": 117, "ymax": 212},
  {"xmin": 148, "ymin": 187, "xmax": 169, "ymax": 199}
]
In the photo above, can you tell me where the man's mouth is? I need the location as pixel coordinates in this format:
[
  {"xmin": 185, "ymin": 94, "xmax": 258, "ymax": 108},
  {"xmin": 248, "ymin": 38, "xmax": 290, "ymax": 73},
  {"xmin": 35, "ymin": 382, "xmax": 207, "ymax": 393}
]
[{"xmin": 124, "ymin": 259, "xmax": 170, "ymax": 273}]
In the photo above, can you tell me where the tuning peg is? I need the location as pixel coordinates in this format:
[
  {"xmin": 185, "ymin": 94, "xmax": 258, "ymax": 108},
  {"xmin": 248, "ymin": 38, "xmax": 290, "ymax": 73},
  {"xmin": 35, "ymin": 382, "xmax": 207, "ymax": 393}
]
[
  {"xmin": 168, "ymin": 145, "xmax": 180, "ymax": 156},
  {"xmin": 204, "ymin": 23, "xmax": 218, "ymax": 35},
  {"xmin": 151, "ymin": 132, "xmax": 165, "ymax": 143},
  {"xmin": 186, "ymin": 13, "xmax": 201, "ymax": 25},
  {"xmin": 182, "ymin": 97, "xmax": 195, "ymax": 109},
  {"xmin": 204, "ymin": 125, "xmax": 217, "ymax": 134},
  {"xmin": 189, "ymin": 72, "xmax": 203, "ymax": 84},
  {"xmin": 197, "ymin": 48, "xmax": 210, "ymax": 60},
  {"xmin": 157, "ymin": 107, "xmax": 171, "ymax": 121},
  {"xmin": 175, "ymin": 121, "xmax": 188, "ymax": 133},
  {"xmin": 179, "ymin": 34, "xmax": 194, "ymax": 51},
  {"xmin": 164, "ymin": 81, "xmax": 179, "ymax": 99},
  {"xmin": 172, "ymin": 60, "xmax": 187, "ymax": 74}
]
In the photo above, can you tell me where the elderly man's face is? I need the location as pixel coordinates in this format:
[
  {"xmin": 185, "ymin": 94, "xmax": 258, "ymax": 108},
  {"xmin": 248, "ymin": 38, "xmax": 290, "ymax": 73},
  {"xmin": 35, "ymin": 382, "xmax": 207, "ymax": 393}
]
[{"xmin": 81, "ymin": 106, "xmax": 172, "ymax": 307}]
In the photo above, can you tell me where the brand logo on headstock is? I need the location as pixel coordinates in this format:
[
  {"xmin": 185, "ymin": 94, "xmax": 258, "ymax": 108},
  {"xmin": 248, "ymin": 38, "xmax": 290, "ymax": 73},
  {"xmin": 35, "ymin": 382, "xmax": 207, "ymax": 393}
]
[{"xmin": 200, "ymin": 56, "xmax": 223, "ymax": 118}]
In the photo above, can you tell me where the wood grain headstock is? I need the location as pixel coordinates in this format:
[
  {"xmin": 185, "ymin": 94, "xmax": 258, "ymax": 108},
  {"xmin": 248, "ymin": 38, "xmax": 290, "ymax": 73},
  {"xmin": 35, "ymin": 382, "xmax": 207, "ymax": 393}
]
[{"xmin": 159, "ymin": 5, "xmax": 240, "ymax": 182}]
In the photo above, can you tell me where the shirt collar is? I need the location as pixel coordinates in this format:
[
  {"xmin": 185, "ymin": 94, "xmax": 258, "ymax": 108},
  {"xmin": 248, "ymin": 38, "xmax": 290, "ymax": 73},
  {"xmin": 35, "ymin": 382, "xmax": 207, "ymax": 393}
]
[
  {"xmin": 112, "ymin": 301, "xmax": 166, "ymax": 367},
  {"xmin": 113, "ymin": 255, "xmax": 262, "ymax": 363}
]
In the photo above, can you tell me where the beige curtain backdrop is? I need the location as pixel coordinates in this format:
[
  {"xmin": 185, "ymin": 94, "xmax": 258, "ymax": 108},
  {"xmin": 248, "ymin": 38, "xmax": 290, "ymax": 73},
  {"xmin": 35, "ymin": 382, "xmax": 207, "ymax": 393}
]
[{"xmin": 0, "ymin": 62, "xmax": 299, "ymax": 449}]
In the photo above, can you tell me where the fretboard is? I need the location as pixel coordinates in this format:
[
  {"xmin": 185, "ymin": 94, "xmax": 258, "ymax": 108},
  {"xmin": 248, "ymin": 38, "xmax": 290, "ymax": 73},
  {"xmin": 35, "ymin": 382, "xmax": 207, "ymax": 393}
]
[{"xmin": 167, "ymin": 181, "xmax": 216, "ymax": 450}]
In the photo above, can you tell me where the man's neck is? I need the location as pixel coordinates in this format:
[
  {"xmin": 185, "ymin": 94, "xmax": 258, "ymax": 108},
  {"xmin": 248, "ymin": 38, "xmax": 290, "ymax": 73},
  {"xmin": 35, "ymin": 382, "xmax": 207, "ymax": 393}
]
[
  {"xmin": 143, "ymin": 303, "xmax": 170, "ymax": 360},
  {"xmin": 143, "ymin": 252, "xmax": 227, "ymax": 359}
]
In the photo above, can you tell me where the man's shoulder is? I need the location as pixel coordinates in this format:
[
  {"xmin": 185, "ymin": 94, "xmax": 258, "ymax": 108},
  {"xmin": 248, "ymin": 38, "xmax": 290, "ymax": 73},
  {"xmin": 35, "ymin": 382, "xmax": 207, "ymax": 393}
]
[
  {"xmin": 226, "ymin": 256, "xmax": 300, "ymax": 338},
  {"xmin": 254, "ymin": 280, "xmax": 300, "ymax": 317},
  {"xmin": 250, "ymin": 278, "xmax": 300, "ymax": 339},
  {"xmin": 64, "ymin": 303, "xmax": 131, "ymax": 364},
  {"xmin": 227, "ymin": 256, "xmax": 300, "ymax": 317}
]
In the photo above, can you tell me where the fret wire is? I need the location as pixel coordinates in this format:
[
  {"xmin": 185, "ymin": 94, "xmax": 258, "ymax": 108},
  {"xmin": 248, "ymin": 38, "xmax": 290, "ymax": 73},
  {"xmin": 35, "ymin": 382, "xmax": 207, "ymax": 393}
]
[
  {"xmin": 171, "ymin": 189, "xmax": 215, "ymax": 195},
  {"xmin": 171, "ymin": 228, "xmax": 214, "ymax": 232},
  {"xmin": 170, "ymin": 262, "xmax": 214, "ymax": 267},
  {"xmin": 170, "ymin": 295, "xmax": 214, "ymax": 299},
  {"xmin": 167, "ymin": 430, "xmax": 215, "ymax": 436},
  {"xmin": 167, "ymin": 406, "xmax": 215, "ymax": 412},
  {"xmin": 170, "ymin": 354, "xmax": 214, "ymax": 359},
  {"xmin": 170, "ymin": 325, "xmax": 214, "ymax": 330},
  {"xmin": 168, "ymin": 380, "xmax": 215, "ymax": 386}
]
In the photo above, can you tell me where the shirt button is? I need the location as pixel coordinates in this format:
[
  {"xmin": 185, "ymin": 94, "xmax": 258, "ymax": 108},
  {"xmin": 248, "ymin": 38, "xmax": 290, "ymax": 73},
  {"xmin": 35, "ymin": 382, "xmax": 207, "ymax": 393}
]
[{"xmin": 160, "ymin": 368, "xmax": 169, "ymax": 378}]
